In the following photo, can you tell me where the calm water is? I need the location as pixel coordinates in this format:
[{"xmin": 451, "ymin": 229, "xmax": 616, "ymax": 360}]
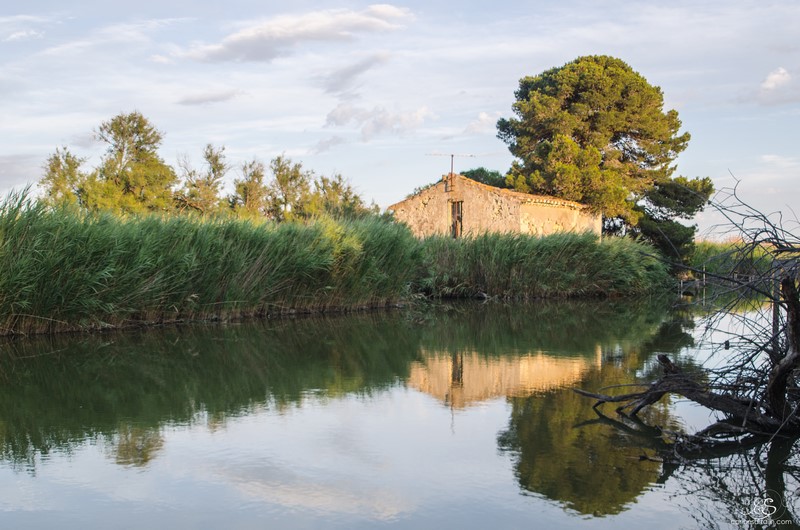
[{"xmin": 0, "ymin": 301, "xmax": 797, "ymax": 529}]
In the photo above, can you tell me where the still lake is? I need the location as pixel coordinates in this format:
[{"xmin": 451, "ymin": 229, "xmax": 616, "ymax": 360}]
[{"xmin": 1, "ymin": 300, "xmax": 797, "ymax": 529}]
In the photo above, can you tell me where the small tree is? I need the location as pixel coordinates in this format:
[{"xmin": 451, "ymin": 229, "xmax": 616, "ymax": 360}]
[
  {"xmin": 308, "ymin": 173, "xmax": 377, "ymax": 219},
  {"xmin": 87, "ymin": 111, "xmax": 177, "ymax": 213},
  {"xmin": 39, "ymin": 147, "xmax": 86, "ymax": 209},
  {"xmin": 264, "ymin": 155, "xmax": 313, "ymax": 222},
  {"xmin": 176, "ymin": 144, "xmax": 228, "ymax": 216},
  {"xmin": 230, "ymin": 159, "xmax": 268, "ymax": 218}
]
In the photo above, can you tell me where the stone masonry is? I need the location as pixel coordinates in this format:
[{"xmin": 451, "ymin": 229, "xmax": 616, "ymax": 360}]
[{"xmin": 387, "ymin": 174, "xmax": 602, "ymax": 238}]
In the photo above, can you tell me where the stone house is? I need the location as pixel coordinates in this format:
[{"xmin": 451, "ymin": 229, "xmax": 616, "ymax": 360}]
[{"xmin": 387, "ymin": 174, "xmax": 602, "ymax": 238}]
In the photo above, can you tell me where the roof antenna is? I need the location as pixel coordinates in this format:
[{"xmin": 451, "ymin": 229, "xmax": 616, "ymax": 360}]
[{"xmin": 425, "ymin": 153, "xmax": 476, "ymax": 176}]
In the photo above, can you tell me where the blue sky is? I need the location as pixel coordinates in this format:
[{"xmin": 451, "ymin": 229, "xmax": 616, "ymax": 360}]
[{"xmin": 1, "ymin": 1, "xmax": 798, "ymax": 235}]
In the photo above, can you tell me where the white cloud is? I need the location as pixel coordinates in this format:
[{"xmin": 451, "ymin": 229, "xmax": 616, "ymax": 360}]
[
  {"xmin": 177, "ymin": 89, "xmax": 243, "ymax": 106},
  {"xmin": 3, "ymin": 29, "xmax": 43, "ymax": 42},
  {"xmin": 0, "ymin": 14, "xmax": 50, "ymax": 45},
  {"xmin": 326, "ymin": 103, "xmax": 370, "ymax": 126},
  {"xmin": 463, "ymin": 111, "xmax": 501, "ymax": 134},
  {"xmin": 321, "ymin": 53, "xmax": 390, "ymax": 95},
  {"xmin": 150, "ymin": 54, "xmax": 172, "ymax": 64},
  {"xmin": 364, "ymin": 4, "xmax": 410, "ymax": 20},
  {"xmin": 182, "ymin": 5, "xmax": 411, "ymax": 63},
  {"xmin": 715, "ymin": 154, "xmax": 800, "ymax": 193},
  {"xmin": 761, "ymin": 67, "xmax": 791, "ymax": 91},
  {"xmin": 40, "ymin": 18, "xmax": 186, "ymax": 57},
  {"xmin": 210, "ymin": 461, "xmax": 412, "ymax": 521},
  {"xmin": 0, "ymin": 15, "xmax": 47, "ymax": 25},
  {"xmin": 98, "ymin": 19, "xmax": 176, "ymax": 40},
  {"xmin": 310, "ymin": 135, "xmax": 348, "ymax": 154},
  {"xmin": 760, "ymin": 153, "xmax": 799, "ymax": 168},
  {"xmin": 756, "ymin": 66, "xmax": 800, "ymax": 104},
  {"xmin": 2, "ymin": 1, "xmax": 800, "ymax": 226},
  {"xmin": 326, "ymin": 102, "xmax": 431, "ymax": 141}
]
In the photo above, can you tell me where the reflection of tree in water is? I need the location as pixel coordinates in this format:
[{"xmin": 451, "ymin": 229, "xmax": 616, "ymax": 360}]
[
  {"xmin": 111, "ymin": 424, "xmax": 165, "ymax": 467},
  {"xmin": 497, "ymin": 314, "xmax": 695, "ymax": 516},
  {"xmin": 498, "ymin": 366, "xmax": 671, "ymax": 516}
]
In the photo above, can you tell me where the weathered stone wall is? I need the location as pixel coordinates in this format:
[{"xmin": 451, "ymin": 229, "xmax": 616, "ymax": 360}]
[
  {"xmin": 388, "ymin": 175, "xmax": 601, "ymax": 238},
  {"xmin": 388, "ymin": 179, "xmax": 455, "ymax": 238},
  {"xmin": 519, "ymin": 201, "xmax": 602, "ymax": 236}
]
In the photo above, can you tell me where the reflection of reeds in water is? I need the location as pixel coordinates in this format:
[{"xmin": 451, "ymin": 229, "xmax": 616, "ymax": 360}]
[
  {"xmin": 407, "ymin": 348, "xmax": 603, "ymax": 408},
  {"xmin": 0, "ymin": 298, "xmax": 685, "ymax": 472},
  {"xmin": 0, "ymin": 312, "xmax": 425, "ymax": 470}
]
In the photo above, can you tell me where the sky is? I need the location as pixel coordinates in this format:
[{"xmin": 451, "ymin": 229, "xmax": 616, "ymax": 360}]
[{"xmin": 1, "ymin": 1, "xmax": 798, "ymax": 236}]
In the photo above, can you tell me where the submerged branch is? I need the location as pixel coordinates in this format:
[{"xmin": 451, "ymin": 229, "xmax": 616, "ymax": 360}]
[{"xmin": 575, "ymin": 354, "xmax": 799, "ymax": 437}]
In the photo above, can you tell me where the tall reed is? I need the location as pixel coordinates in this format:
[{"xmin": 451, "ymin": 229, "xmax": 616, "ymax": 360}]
[
  {"xmin": 0, "ymin": 193, "xmax": 420, "ymax": 335},
  {"xmin": 691, "ymin": 239, "xmax": 772, "ymax": 278},
  {"xmin": 0, "ymin": 192, "xmax": 670, "ymax": 336},
  {"xmin": 418, "ymin": 231, "xmax": 670, "ymax": 299}
]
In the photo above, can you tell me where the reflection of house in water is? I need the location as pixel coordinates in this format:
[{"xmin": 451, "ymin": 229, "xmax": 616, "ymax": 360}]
[{"xmin": 407, "ymin": 348, "xmax": 602, "ymax": 408}]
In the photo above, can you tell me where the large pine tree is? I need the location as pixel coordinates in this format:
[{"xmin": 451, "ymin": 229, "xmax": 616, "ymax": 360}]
[{"xmin": 497, "ymin": 55, "xmax": 712, "ymax": 263}]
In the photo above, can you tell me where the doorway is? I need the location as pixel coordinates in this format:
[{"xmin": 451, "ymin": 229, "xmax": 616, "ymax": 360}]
[{"xmin": 450, "ymin": 201, "xmax": 463, "ymax": 238}]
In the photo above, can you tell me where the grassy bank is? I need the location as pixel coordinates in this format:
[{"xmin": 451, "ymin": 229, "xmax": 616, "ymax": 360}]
[{"xmin": 0, "ymin": 194, "xmax": 671, "ymax": 335}]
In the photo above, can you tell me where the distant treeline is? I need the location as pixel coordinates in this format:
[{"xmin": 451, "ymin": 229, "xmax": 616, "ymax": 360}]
[
  {"xmin": 0, "ymin": 193, "xmax": 670, "ymax": 336},
  {"xmin": 39, "ymin": 111, "xmax": 378, "ymax": 220}
]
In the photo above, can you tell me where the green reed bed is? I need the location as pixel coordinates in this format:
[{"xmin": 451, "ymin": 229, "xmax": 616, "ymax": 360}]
[
  {"xmin": 690, "ymin": 240, "xmax": 772, "ymax": 278},
  {"xmin": 0, "ymin": 193, "xmax": 672, "ymax": 336},
  {"xmin": 418, "ymin": 231, "xmax": 670, "ymax": 299},
  {"xmin": 0, "ymin": 195, "xmax": 420, "ymax": 335}
]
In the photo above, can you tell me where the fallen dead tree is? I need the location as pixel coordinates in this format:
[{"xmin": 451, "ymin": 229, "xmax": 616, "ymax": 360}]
[
  {"xmin": 576, "ymin": 350, "xmax": 797, "ymax": 438},
  {"xmin": 577, "ymin": 182, "xmax": 800, "ymax": 454}
]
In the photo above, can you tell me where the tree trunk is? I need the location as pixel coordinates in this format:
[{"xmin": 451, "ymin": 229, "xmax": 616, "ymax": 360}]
[{"xmin": 767, "ymin": 277, "xmax": 800, "ymax": 421}]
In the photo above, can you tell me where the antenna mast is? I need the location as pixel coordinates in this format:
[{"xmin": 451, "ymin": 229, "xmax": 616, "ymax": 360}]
[{"xmin": 426, "ymin": 153, "xmax": 476, "ymax": 176}]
